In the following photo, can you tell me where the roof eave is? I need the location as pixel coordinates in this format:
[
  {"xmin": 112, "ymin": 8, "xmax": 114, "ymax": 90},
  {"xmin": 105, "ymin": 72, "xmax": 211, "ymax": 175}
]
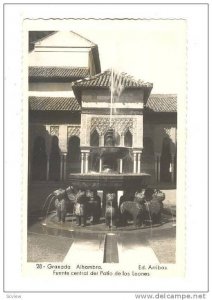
[
  {"xmin": 72, "ymin": 84, "xmax": 153, "ymax": 105},
  {"xmin": 29, "ymin": 109, "xmax": 81, "ymax": 112},
  {"xmin": 144, "ymin": 109, "xmax": 177, "ymax": 113}
]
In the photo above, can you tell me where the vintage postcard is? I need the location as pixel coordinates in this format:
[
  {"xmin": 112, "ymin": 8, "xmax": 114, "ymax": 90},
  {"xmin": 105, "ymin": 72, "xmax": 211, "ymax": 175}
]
[
  {"xmin": 22, "ymin": 18, "xmax": 186, "ymax": 286},
  {"xmin": 3, "ymin": 2, "xmax": 210, "ymax": 296}
]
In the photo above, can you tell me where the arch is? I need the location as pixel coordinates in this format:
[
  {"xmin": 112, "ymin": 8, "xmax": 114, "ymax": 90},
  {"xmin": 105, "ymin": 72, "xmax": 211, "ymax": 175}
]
[
  {"xmin": 90, "ymin": 129, "xmax": 99, "ymax": 146},
  {"xmin": 160, "ymin": 137, "xmax": 172, "ymax": 182},
  {"xmin": 67, "ymin": 136, "xmax": 81, "ymax": 173},
  {"xmin": 49, "ymin": 136, "xmax": 60, "ymax": 181},
  {"xmin": 124, "ymin": 129, "xmax": 132, "ymax": 147},
  {"xmin": 31, "ymin": 136, "xmax": 47, "ymax": 181},
  {"xmin": 143, "ymin": 137, "xmax": 154, "ymax": 156}
]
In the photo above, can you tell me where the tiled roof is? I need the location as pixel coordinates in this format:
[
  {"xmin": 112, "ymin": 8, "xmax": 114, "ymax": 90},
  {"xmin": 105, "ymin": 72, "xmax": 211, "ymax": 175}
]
[
  {"xmin": 29, "ymin": 96, "xmax": 81, "ymax": 111},
  {"xmin": 29, "ymin": 67, "xmax": 89, "ymax": 79},
  {"xmin": 146, "ymin": 94, "xmax": 177, "ymax": 112},
  {"xmin": 72, "ymin": 69, "xmax": 153, "ymax": 89},
  {"xmin": 29, "ymin": 94, "xmax": 177, "ymax": 113}
]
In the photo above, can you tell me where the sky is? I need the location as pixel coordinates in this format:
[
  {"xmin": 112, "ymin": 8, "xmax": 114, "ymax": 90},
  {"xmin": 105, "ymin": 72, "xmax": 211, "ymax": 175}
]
[
  {"xmin": 29, "ymin": 19, "xmax": 187, "ymax": 94},
  {"xmin": 65, "ymin": 19, "xmax": 186, "ymax": 94}
]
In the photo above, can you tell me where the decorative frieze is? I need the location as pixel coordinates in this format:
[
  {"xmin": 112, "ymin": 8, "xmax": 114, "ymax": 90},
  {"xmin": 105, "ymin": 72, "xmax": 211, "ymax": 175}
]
[
  {"xmin": 67, "ymin": 125, "xmax": 80, "ymax": 138},
  {"xmin": 163, "ymin": 126, "xmax": 177, "ymax": 145},
  {"xmin": 50, "ymin": 126, "xmax": 59, "ymax": 137},
  {"xmin": 90, "ymin": 117, "xmax": 134, "ymax": 136}
]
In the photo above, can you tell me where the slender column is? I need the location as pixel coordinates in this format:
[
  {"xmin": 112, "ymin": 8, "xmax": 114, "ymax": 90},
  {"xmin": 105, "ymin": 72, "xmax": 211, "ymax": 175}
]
[
  {"xmin": 154, "ymin": 154, "xmax": 158, "ymax": 182},
  {"xmin": 133, "ymin": 152, "xmax": 137, "ymax": 173},
  {"xmin": 85, "ymin": 152, "xmax": 89, "ymax": 174},
  {"xmin": 119, "ymin": 159, "xmax": 123, "ymax": 174},
  {"xmin": 63, "ymin": 153, "xmax": 67, "ymax": 180},
  {"xmin": 137, "ymin": 153, "xmax": 141, "ymax": 173},
  {"xmin": 81, "ymin": 153, "xmax": 84, "ymax": 174},
  {"xmin": 46, "ymin": 154, "xmax": 50, "ymax": 181},
  {"xmin": 99, "ymin": 158, "xmax": 103, "ymax": 173},
  {"xmin": 158, "ymin": 154, "xmax": 161, "ymax": 183},
  {"xmin": 171, "ymin": 154, "xmax": 175, "ymax": 183},
  {"xmin": 60, "ymin": 154, "xmax": 63, "ymax": 181}
]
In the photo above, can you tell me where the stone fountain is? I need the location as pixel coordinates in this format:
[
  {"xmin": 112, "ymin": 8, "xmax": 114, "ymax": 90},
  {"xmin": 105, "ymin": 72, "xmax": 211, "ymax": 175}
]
[{"xmin": 68, "ymin": 70, "xmax": 153, "ymax": 204}]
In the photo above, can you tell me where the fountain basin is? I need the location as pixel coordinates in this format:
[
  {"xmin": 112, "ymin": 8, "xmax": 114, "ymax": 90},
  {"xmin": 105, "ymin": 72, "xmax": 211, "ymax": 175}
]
[{"xmin": 68, "ymin": 173, "xmax": 151, "ymax": 190}]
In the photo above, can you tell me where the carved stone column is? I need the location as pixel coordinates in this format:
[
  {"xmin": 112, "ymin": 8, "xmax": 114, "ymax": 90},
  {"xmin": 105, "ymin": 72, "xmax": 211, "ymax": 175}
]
[
  {"xmin": 81, "ymin": 152, "xmax": 85, "ymax": 174},
  {"xmin": 63, "ymin": 153, "xmax": 67, "ymax": 180},
  {"xmin": 133, "ymin": 152, "xmax": 137, "ymax": 174},
  {"xmin": 99, "ymin": 158, "xmax": 103, "ymax": 173},
  {"xmin": 46, "ymin": 154, "xmax": 50, "ymax": 181},
  {"xmin": 154, "ymin": 154, "xmax": 158, "ymax": 182},
  {"xmin": 158, "ymin": 154, "xmax": 161, "ymax": 183},
  {"xmin": 171, "ymin": 154, "xmax": 175, "ymax": 183},
  {"xmin": 119, "ymin": 159, "xmax": 123, "ymax": 174},
  {"xmin": 85, "ymin": 152, "xmax": 89, "ymax": 174},
  {"xmin": 137, "ymin": 152, "xmax": 141, "ymax": 173},
  {"xmin": 60, "ymin": 154, "xmax": 63, "ymax": 181}
]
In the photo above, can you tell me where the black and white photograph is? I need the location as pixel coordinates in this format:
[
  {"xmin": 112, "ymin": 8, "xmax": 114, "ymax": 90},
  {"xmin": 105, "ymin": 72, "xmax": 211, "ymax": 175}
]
[{"xmin": 26, "ymin": 19, "xmax": 184, "ymax": 270}]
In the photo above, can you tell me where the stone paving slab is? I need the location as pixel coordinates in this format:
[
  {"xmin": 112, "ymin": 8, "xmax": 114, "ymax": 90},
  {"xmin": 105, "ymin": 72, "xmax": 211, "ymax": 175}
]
[
  {"xmin": 148, "ymin": 238, "xmax": 176, "ymax": 263},
  {"xmin": 63, "ymin": 237, "xmax": 104, "ymax": 264},
  {"xmin": 119, "ymin": 242, "xmax": 159, "ymax": 265},
  {"xmin": 118, "ymin": 233, "xmax": 159, "ymax": 264}
]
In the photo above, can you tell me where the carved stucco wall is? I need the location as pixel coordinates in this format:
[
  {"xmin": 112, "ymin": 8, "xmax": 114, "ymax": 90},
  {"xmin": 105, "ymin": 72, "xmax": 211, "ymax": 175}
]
[
  {"xmin": 90, "ymin": 117, "xmax": 133, "ymax": 135},
  {"xmin": 50, "ymin": 125, "xmax": 59, "ymax": 137},
  {"xmin": 80, "ymin": 114, "xmax": 143, "ymax": 148},
  {"xmin": 67, "ymin": 126, "xmax": 80, "ymax": 138}
]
